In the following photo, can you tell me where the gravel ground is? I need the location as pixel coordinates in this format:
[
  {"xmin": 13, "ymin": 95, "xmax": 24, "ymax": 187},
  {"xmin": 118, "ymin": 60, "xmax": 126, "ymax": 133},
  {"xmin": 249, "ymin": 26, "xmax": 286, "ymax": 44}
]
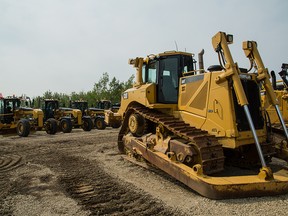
[{"xmin": 1, "ymin": 128, "xmax": 288, "ymax": 216}]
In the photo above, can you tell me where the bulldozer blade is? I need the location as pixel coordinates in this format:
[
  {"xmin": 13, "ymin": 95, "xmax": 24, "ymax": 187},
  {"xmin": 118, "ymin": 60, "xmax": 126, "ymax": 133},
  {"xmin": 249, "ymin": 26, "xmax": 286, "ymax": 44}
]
[{"xmin": 125, "ymin": 136, "xmax": 288, "ymax": 199}]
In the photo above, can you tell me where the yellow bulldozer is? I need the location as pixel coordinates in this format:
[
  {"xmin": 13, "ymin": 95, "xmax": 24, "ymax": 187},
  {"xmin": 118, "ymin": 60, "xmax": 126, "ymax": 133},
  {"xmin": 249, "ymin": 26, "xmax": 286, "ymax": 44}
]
[
  {"xmin": 0, "ymin": 95, "xmax": 44, "ymax": 137},
  {"xmin": 117, "ymin": 31, "xmax": 288, "ymax": 199}
]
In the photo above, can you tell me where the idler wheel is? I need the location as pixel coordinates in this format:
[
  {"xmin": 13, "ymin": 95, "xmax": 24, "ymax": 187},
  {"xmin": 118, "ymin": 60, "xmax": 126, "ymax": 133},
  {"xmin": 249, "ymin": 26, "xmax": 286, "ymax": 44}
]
[{"xmin": 128, "ymin": 113, "xmax": 145, "ymax": 137}]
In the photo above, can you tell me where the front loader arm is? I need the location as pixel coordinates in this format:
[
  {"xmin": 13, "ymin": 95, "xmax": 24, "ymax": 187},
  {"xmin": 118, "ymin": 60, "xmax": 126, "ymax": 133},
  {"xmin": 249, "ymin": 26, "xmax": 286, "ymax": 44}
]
[
  {"xmin": 129, "ymin": 57, "xmax": 144, "ymax": 87},
  {"xmin": 212, "ymin": 31, "xmax": 270, "ymax": 174},
  {"xmin": 242, "ymin": 40, "xmax": 288, "ymax": 153},
  {"xmin": 212, "ymin": 32, "xmax": 248, "ymax": 106},
  {"xmin": 242, "ymin": 41, "xmax": 278, "ymax": 105}
]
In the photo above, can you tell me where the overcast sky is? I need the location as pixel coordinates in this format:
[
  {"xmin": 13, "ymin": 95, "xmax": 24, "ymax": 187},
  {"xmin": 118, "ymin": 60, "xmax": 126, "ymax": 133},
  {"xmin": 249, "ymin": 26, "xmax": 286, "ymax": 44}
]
[{"xmin": 0, "ymin": 0, "xmax": 287, "ymax": 97}]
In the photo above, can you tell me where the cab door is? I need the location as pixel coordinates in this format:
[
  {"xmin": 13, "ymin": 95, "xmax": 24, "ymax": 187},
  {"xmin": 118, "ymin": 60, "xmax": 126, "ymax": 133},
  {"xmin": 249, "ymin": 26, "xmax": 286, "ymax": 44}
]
[{"xmin": 157, "ymin": 56, "xmax": 179, "ymax": 104}]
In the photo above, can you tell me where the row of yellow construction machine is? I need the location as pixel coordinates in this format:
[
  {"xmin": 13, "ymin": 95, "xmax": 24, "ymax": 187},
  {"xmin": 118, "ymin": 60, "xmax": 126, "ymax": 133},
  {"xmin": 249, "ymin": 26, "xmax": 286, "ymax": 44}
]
[
  {"xmin": 36, "ymin": 98, "xmax": 93, "ymax": 134},
  {"xmin": 0, "ymin": 96, "xmax": 122, "ymax": 137},
  {"xmin": 116, "ymin": 31, "xmax": 288, "ymax": 199},
  {"xmin": 70, "ymin": 100, "xmax": 122, "ymax": 130}
]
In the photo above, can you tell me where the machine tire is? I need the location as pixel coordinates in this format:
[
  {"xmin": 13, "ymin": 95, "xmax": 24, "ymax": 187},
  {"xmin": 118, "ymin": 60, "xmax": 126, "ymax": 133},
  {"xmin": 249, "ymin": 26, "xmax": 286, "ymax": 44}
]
[
  {"xmin": 128, "ymin": 113, "xmax": 145, "ymax": 137},
  {"xmin": 45, "ymin": 118, "xmax": 58, "ymax": 135},
  {"xmin": 60, "ymin": 118, "xmax": 72, "ymax": 133},
  {"xmin": 16, "ymin": 119, "xmax": 30, "ymax": 137},
  {"xmin": 82, "ymin": 117, "xmax": 93, "ymax": 131},
  {"xmin": 95, "ymin": 118, "xmax": 106, "ymax": 130}
]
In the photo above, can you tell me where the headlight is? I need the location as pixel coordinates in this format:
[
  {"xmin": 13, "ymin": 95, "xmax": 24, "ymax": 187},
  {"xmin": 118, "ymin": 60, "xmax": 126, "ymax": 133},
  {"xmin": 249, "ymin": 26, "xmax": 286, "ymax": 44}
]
[
  {"xmin": 122, "ymin": 92, "xmax": 128, "ymax": 99},
  {"xmin": 226, "ymin": 34, "xmax": 233, "ymax": 44}
]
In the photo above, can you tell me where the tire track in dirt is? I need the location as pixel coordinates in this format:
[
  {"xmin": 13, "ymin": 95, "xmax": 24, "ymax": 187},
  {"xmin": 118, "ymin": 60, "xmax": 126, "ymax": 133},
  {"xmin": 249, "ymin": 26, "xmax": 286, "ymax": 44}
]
[
  {"xmin": 0, "ymin": 155, "xmax": 22, "ymax": 172},
  {"xmin": 48, "ymin": 153, "xmax": 176, "ymax": 216},
  {"xmin": 0, "ymin": 154, "xmax": 23, "ymax": 198}
]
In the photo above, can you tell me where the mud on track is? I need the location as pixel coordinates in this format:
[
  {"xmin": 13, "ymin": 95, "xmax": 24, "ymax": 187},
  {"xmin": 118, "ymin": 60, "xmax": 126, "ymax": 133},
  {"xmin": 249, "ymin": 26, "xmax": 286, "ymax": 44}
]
[{"xmin": 1, "ymin": 129, "xmax": 288, "ymax": 216}]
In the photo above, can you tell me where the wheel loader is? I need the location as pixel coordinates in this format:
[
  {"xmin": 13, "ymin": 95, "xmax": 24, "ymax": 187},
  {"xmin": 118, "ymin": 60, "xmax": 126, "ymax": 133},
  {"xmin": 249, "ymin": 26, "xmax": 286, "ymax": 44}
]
[
  {"xmin": 262, "ymin": 63, "xmax": 288, "ymax": 160},
  {"xmin": 117, "ymin": 31, "xmax": 288, "ymax": 199},
  {"xmin": 39, "ymin": 99, "xmax": 93, "ymax": 133},
  {"xmin": 70, "ymin": 100, "xmax": 122, "ymax": 130},
  {"xmin": 0, "ymin": 95, "xmax": 44, "ymax": 137}
]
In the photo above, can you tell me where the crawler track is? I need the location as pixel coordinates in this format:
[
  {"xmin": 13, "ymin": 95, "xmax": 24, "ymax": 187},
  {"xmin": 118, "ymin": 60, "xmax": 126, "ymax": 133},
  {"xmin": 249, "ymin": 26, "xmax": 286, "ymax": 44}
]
[{"xmin": 118, "ymin": 105, "xmax": 225, "ymax": 175}]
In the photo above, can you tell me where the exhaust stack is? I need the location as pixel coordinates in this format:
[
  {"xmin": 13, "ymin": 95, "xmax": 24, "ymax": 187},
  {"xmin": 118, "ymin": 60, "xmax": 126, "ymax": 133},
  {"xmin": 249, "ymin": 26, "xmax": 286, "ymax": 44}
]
[
  {"xmin": 271, "ymin": 70, "xmax": 277, "ymax": 90},
  {"xmin": 198, "ymin": 49, "xmax": 205, "ymax": 70}
]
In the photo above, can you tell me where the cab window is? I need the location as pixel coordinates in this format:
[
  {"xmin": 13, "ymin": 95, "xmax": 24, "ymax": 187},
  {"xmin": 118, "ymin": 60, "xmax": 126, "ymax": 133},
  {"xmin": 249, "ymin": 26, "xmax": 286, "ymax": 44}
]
[{"xmin": 143, "ymin": 61, "xmax": 157, "ymax": 83}]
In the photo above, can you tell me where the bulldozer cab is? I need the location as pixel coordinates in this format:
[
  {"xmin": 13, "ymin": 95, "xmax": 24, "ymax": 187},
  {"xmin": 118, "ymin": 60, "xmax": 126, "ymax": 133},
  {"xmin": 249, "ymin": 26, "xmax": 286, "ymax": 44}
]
[
  {"xmin": 142, "ymin": 52, "xmax": 194, "ymax": 104},
  {"xmin": 0, "ymin": 97, "xmax": 20, "ymax": 124}
]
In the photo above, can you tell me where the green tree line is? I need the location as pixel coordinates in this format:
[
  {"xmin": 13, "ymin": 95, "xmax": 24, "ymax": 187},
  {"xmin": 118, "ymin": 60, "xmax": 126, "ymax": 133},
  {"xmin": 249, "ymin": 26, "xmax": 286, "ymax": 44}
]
[{"xmin": 33, "ymin": 72, "xmax": 134, "ymax": 107}]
